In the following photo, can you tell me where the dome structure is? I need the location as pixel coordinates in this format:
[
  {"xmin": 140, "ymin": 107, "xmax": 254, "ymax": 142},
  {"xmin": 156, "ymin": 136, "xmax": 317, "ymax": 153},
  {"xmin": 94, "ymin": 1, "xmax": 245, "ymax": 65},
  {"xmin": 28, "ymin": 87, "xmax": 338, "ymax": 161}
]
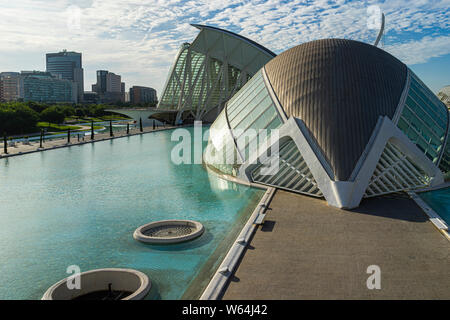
[
  {"xmin": 204, "ymin": 39, "xmax": 449, "ymax": 209},
  {"xmin": 265, "ymin": 39, "xmax": 407, "ymax": 180}
]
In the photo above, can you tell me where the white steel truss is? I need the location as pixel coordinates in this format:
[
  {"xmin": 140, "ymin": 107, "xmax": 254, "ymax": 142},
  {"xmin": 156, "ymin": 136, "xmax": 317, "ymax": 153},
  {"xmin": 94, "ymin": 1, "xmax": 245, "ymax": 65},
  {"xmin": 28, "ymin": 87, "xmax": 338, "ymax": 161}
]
[
  {"xmin": 364, "ymin": 141, "xmax": 431, "ymax": 197},
  {"xmin": 251, "ymin": 139, "xmax": 323, "ymax": 197},
  {"xmin": 236, "ymin": 116, "xmax": 444, "ymax": 209},
  {"xmin": 157, "ymin": 25, "xmax": 275, "ymax": 123}
]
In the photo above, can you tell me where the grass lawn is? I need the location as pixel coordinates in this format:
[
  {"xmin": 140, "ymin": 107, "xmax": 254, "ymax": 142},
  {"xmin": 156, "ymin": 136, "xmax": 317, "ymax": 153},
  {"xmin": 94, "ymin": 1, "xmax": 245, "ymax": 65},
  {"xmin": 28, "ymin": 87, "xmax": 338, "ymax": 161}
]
[
  {"xmin": 65, "ymin": 115, "xmax": 130, "ymax": 123},
  {"xmin": 37, "ymin": 122, "xmax": 82, "ymax": 131},
  {"xmin": 37, "ymin": 122, "xmax": 104, "ymax": 132}
]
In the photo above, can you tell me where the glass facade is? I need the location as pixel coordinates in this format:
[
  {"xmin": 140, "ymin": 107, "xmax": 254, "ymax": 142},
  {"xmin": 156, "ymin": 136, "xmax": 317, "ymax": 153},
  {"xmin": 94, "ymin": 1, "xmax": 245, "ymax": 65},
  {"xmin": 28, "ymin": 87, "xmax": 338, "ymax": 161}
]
[
  {"xmin": 396, "ymin": 72, "xmax": 449, "ymax": 165},
  {"xmin": 203, "ymin": 109, "xmax": 238, "ymax": 175},
  {"xmin": 158, "ymin": 43, "xmax": 244, "ymax": 113},
  {"xmin": 226, "ymin": 71, "xmax": 283, "ymax": 162},
  {"xmin": 21, "ymin": 72, "xmax": 74, "ymax": 103},
  {"xmin": 204, "ymin": 70, "xmax": 284, "ymax": 176},
  {"xmin": 46, "ymin": 51, "xmax": 83, "ymax": 102},
  {"xmin": 46, "ymin": 51, "xmax": 82, "ymax": 80},
  {"xmin": 439, "ymin": 131, "xmax": 450, "ymax": 174}
]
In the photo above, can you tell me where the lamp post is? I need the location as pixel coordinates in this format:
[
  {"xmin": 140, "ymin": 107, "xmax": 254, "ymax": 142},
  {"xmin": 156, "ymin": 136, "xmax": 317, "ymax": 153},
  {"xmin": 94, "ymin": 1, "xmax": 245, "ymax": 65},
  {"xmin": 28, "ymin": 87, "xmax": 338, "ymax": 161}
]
[
  {"xmin": 109, "ymin": 120, "xmax": 113, "ymax": 137},
  {"xmin": 3, "ymin": 133, "xmax": 7, "ymax": 154},
  {"xmin": 91, "ymin": 121, "xmax": 94, "ymax": 140}
]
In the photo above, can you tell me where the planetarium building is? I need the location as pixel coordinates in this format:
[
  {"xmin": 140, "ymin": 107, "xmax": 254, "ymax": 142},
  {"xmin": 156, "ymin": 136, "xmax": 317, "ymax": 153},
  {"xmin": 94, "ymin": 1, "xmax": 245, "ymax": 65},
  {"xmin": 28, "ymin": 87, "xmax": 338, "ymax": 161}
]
[{"xmin": 204, "ymin": 39, "xmax": 450, "ymax": 209}]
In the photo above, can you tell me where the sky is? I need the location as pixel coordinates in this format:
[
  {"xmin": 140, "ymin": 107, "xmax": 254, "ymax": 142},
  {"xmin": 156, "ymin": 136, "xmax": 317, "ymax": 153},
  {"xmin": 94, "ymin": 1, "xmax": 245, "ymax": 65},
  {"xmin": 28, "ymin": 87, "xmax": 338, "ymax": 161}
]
[{"xmin": 0, "ymin": 0, "xmax": 448, "ymax": 94}]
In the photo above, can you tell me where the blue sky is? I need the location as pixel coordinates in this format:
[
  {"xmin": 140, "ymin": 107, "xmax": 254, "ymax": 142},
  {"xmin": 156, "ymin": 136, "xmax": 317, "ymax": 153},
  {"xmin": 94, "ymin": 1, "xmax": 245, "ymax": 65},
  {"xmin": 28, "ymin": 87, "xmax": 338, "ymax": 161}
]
[{"xmin": 0, "ymin": 0, "xmax": 449, "ymax": 94}]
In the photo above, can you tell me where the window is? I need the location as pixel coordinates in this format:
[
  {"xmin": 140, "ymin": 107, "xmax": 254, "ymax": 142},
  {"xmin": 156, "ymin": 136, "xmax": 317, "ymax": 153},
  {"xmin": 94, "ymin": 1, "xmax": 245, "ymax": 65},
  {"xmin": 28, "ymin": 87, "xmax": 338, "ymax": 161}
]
[{"xmin": 397, "ymin": 72, "xmax": 448, "ymax": 164}]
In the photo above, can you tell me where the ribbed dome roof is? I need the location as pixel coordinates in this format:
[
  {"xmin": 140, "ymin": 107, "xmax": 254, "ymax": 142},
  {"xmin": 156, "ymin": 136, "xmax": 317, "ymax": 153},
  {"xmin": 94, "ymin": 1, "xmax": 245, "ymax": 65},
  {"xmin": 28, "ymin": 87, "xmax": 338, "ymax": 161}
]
[{"xmin": 265, "ymin": 39, "xmax": 407, "ymax": 180}]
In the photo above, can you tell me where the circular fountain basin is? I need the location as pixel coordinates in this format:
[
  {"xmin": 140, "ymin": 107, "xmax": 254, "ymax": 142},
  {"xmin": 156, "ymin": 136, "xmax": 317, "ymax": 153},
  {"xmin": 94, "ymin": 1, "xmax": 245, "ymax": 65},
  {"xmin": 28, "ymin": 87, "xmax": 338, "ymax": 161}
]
[
  {"xmin": 42, "ymin": 268, "xmax": 150, "ymax": 300},
  {"xmin": 133, "ymin": 220, "xmax": 204, "ymax": 244}
]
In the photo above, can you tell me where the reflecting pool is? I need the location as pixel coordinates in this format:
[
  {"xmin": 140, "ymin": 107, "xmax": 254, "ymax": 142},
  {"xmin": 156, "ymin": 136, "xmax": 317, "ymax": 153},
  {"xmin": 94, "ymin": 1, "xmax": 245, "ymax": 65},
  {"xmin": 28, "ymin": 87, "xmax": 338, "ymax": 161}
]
[
  {"xmin": 0, "ymin": 126, "xmax": 264, "ymax": 299},
  {"xmin": 418, "ymin": 187, "xmax": 450, "ymax": 226}
]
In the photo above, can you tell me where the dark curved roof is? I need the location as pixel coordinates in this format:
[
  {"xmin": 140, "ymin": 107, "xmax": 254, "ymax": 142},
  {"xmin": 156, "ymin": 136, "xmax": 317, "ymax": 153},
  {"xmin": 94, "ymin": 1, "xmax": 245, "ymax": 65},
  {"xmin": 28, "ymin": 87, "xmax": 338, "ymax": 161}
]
[
  {"xmin": 264, "ymin": 38, "xmax": 407, "ymax": 180},
  {"xmin": 191, "ymin": 24, "xmax": 277, "ymax": 57}
]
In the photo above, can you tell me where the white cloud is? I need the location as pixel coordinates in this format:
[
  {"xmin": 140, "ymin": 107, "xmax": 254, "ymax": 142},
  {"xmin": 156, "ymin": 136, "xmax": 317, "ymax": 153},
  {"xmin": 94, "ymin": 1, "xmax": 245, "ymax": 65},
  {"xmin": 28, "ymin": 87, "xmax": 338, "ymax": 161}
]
[
  {"xmin": 385, "ymin": 35, "xmax": 450, "ymax": 65},
  {"xmin": 0, "ymin": 0, "xmax": 448, "ymax": 94}
]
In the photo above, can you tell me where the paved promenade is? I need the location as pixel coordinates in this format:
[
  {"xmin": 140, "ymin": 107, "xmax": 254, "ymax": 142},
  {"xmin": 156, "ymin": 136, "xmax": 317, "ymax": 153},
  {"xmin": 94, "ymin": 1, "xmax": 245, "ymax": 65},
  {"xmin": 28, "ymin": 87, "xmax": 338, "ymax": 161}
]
[
  {"xmin": 223, "ymin": 190, "xmax": 450, "ymax": 299},
  {"xmin": 0, "ymin": 125, "xmax": 176, "ymax": 158}
]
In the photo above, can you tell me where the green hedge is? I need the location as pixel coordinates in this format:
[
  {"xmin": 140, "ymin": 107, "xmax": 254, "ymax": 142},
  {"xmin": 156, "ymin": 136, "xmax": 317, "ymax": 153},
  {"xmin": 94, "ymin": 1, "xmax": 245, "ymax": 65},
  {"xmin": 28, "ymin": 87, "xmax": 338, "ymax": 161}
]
[{"xmin": 0, "ymin": 102, "xmax": 127, "ymax": 135}]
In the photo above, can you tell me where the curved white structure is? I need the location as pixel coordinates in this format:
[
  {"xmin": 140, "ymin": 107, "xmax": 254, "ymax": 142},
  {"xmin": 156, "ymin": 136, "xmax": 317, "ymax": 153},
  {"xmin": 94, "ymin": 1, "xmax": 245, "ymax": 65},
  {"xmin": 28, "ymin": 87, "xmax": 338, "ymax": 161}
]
[
  {"xmin": 42, "ymin": 268, "xmax": 151, "ymax": 300},
  {"xmin": 157, "ymin": 24, "xmax": 276, "ymax": 123},
  {"xmin": 204, "ymin": 39, "xmax": 449, "ymax": 209},
  {"xmin": 133, "ymin": 220, "xmax": 204, "ymax": 244}
]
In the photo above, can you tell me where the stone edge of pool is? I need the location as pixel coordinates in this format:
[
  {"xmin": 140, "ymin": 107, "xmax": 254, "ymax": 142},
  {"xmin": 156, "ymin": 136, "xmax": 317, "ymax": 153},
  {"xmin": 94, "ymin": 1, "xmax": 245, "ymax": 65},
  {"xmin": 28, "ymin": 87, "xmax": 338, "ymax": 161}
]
[
  {"xmin": 199, "ymin": 170, "xmax": 275, "ymax": 300},
  {"xmin": 0, "ymin": 125, "xmax": 187, "ymax": 159},
  {"xmin": 407, "ymin": 182, "xmax": 450, "ymax": 241}
]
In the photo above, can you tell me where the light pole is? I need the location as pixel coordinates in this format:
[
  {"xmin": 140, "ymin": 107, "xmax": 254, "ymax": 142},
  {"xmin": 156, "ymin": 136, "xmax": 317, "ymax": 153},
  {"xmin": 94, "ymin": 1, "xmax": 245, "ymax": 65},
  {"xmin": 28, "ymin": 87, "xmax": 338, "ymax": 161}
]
[
  {"xmin": 40, "ymin": 129, "xmax": 43, "ymax": 148},
  {"xmin": 3, "ymin": 133, "xmax": 7, "ymax": 154}
]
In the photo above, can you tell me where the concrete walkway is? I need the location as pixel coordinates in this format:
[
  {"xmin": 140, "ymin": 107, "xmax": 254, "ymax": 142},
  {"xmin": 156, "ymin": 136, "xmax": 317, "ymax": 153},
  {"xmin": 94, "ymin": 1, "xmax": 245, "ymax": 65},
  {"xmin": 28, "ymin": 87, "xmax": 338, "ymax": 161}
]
[
  {"xmin": 222, "ymin": 190, "xmax": 450, "ymax": 300},
  {"xmin": 0, "ymin": 125, "xmax": 176, "ymax": 158}
]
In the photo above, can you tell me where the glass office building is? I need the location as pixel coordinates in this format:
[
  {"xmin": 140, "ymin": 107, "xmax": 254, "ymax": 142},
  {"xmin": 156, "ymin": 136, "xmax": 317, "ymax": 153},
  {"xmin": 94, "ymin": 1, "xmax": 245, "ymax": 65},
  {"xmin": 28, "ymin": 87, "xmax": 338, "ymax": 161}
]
[
  {"xmin": 46, "ymin": 50, "xmax": 84, "ymax": 103},
  {"xmin": 204, "ymin": 39, "xmax": 449, "ymax": 209},
  {"xmin": 20, "ymin": 71, "xmax": 75, "ymax": 103}
]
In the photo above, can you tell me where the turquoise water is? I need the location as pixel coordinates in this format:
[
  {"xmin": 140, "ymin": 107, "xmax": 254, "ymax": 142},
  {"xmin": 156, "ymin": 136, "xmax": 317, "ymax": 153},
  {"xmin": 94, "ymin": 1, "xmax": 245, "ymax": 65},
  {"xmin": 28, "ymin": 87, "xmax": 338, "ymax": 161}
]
[
  {"xmin": 418, "ymin": 187, "xmax": 450, "ymax": 225},
  {"xmin": 0, "ymin": 127, "xmax": 263, "ymax": 300}
]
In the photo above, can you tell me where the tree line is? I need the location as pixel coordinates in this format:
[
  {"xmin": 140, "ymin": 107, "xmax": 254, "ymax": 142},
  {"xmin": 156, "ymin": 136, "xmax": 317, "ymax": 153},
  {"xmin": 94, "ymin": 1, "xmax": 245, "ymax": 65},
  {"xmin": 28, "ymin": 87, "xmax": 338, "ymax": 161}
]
[{"xmin": 0, "ymin": 102, "xmax": 110, "ymax": 135}]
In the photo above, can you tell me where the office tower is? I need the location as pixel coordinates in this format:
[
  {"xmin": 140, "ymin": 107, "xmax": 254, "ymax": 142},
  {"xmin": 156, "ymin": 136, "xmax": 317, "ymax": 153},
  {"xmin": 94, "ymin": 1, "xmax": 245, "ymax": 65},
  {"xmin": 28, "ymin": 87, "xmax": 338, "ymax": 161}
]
[
  {"xmin": 92, "ymin": 70, "xmax": 124, "ymax": 103},
  {"xmin": 0, "ymin": 72, "xmax": 21, "ymax": 101},
  {"xmin": 46, "ymin": 50, "xmax": 84, "ymax": 102},
  {"xmin": 19, "ymin": 71, "xmax": 76, "ymax": 103},
  {"xmin": 129, "ymin": 86, "xmax": 157, "ymax": 104}
]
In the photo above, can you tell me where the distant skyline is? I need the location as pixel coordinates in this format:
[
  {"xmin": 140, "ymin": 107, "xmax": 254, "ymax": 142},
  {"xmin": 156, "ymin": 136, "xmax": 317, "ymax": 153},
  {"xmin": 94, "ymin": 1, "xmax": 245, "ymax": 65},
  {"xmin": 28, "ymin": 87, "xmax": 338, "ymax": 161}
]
[{"xmin": 0, "ymin": 0, "xmax": 449, "ymax": 94}]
